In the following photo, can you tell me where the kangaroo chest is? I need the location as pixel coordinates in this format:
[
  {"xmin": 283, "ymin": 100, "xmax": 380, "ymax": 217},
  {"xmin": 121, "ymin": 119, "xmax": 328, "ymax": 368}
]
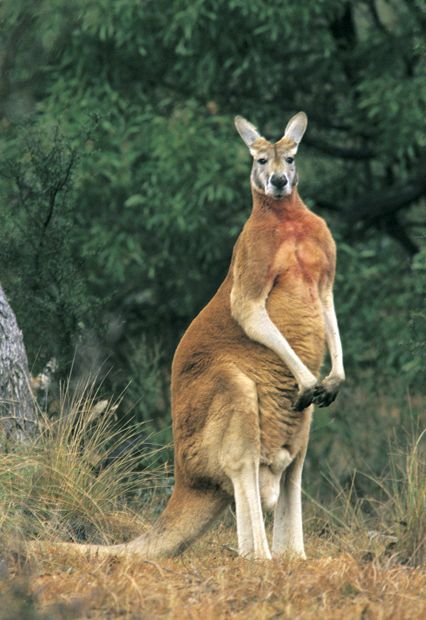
[
  {"xmin": 271, "ymin": 219, "xmax": 329, "ymax": 286},
  {"xmin": 264, "ymin": 217, "xmax": 328, "ymax": 355}
]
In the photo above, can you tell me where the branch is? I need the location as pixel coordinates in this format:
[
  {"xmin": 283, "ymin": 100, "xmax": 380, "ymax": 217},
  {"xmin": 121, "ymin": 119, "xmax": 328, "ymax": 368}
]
[
  {"xmin": 314, "ymin": 199, "xmax": 341, "ymax": 213},
  {"xmin": 366, "ymin": 0, "xmax": 390, "ymax": 36},
  {"xmin": 384, "ymin": 214, "xmax": 419, "ymax": 256},
  {"xmin": 316, "ymin": 159, "xmax": 426, "ymax": 222},
  {"xmin": 404, "ymin": 0, "xmax": 426, "ymax": 29},
  {"xmin": 35, "ymin": 147, "xmax": 77, "ymax": 271},
  {"xmin": 304, "ymin": 135, "xmax": 374, "ymax": 161},
  {"xmin": 346, "ymin": 173, "xmax": 426, "ymax": 226},
  {"xmin": 315, "ymin": 158, "xmax": 426, "ymax": 254}
]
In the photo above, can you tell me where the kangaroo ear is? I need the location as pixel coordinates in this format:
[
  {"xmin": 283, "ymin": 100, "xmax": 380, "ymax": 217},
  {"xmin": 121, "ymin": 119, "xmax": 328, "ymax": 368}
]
[
  {"xmin": 284, "ymin": 112, "xmax": 308, "ymax": 147},
  {"xmin": 234, "ymin": 116, "xmax": 262, "ymax": 151}
]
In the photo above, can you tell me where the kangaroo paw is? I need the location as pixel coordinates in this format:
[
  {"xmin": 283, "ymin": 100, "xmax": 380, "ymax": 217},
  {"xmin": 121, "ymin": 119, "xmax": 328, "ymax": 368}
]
[
  {"xmin": 292, "ymin": 385, "xmax": 316, "ymax": 411},
  {"xmin": 312, "ymin": 379, "xmax": 341, "ymax": 408}
]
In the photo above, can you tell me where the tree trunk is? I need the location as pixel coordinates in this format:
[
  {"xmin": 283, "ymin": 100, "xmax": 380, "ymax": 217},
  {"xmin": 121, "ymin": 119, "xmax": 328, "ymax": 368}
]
[{"xmin": 0, "ymin": 284, "xmax": 36, "ymax": 442}]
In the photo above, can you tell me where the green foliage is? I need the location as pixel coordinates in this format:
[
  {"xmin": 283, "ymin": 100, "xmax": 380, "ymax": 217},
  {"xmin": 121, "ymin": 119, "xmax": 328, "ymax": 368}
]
[
  {"xmin": 0, "ymin": 122, "xmax": 98, "ymax": 368},
  {"xmin": 0, "ymin": 0, "xmax": 424, "ymax": 481},
  {"xmin": 334, "ymin": 237, "xmax": 425, "ymax": 387}
]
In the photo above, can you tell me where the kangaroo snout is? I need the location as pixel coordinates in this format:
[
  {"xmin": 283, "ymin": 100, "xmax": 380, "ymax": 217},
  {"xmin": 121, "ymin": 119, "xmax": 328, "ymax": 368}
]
[{"xmin": 270, "ymin": 174, "xmax": 288, "ymax": 189}]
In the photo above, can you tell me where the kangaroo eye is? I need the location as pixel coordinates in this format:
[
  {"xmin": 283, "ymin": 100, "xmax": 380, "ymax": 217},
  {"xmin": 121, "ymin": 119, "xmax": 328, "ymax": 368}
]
[
  {"xmin": 257, "ymin": 158, "xmax": 268, "ymax": 165},
  {"xmin": 286, "ymin": 157, "xmax": 294, "ymax": 164}
]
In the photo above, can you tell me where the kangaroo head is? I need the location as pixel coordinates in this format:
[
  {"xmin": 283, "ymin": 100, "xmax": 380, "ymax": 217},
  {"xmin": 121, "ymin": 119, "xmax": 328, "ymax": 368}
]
[{"xmin": 234, "ymin": 112, "xmax": 307, "ymax": 199}]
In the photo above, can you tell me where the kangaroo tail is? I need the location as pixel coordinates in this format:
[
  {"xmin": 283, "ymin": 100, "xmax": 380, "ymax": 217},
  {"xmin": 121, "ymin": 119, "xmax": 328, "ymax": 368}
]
[
  {"xmin": 29, "ymin": 485, "xmax": 229, "ymax": 560},
  {"xmin": 127, "ymin": 484, "xmax": 229, "ymax": 557}
]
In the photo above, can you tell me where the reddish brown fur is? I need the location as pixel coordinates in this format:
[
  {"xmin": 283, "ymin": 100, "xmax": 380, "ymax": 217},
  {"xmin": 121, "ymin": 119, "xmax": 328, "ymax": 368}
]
[
  {"xmin": 40, "ymin": 120, "xmax": 340, "ymax": 560},
  {"xmin": 172, "ymin": 186, "xmax": 335, "ymax": 487}
]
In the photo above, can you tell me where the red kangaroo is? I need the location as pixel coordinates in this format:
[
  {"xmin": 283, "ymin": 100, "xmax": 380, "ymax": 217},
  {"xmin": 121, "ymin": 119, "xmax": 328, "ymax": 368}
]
[{"xmin": 40, "ymin": 112, "xmax": 345, "ymax": 560}]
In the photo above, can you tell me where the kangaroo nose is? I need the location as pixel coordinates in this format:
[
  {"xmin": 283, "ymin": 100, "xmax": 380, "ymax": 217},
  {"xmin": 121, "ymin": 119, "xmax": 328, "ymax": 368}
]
[{"xmin": 270, "ymin": 174, "xmax": 288, "ymax": 189}]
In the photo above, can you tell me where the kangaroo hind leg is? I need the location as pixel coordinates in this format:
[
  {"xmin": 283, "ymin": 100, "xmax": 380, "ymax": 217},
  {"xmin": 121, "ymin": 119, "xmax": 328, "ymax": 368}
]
[
  {"xmin": 272, "ymin": 448, "xmax": 307, "ymax": 559},
  {"xmin": 230, "ymin": 459, "xmax": 271, "ymax": 560},
  {"xmin": 272, "ymin": 405, "xmax": 312, "ymax": 559},
  {"xmin": 218, "ymin": 367, "xmax": 271, "ymax": 560}
]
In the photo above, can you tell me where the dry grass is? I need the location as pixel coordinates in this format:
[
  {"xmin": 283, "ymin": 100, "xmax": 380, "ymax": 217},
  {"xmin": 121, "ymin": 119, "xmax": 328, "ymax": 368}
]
[
  {"xmin": 0, "ymin": 382, "xmax": 424, "ymax": 619},
  {"xmin": 0, "ymin": 524, "xmax": 424, "ymax": 620},
  {"xmin": 0, "ymin": 377, "xmax": 166, "ymax": 547}
]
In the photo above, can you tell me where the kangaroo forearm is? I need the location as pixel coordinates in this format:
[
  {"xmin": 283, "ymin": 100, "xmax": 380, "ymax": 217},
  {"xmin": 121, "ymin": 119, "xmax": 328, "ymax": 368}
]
[
  {"xmin": 323, "ymin": 301, "xmax": 345, "ymax": 381},
  {"xmin": 231, "ymin": 300, "xmax": 316, "ymax": 388}
]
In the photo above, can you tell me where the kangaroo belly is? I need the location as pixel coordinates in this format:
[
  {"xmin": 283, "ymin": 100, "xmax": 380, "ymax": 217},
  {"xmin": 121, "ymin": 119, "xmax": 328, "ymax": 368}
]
[
  {"xmin": 266, "ymin": 278, "xmax": 325, "ymax": 373},
  {"xmin": 254, "ymin": 362, "xmax": 313, "ymax": 465},
  {"xmin": 252, "ymin": 279, "xmax": 323, "ymax": 464}
]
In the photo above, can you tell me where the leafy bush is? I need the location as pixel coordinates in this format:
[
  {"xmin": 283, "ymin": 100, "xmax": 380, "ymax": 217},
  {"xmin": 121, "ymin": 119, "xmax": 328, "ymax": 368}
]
[{"xmin": 0, "ymin": 122, "xmax": 98, "ymax": 368}]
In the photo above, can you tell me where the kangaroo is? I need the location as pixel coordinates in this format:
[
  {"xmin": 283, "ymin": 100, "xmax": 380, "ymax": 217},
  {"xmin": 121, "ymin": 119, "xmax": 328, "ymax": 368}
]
[{"xmin": 42, "ymin": 112, "xmax": 344, "ymax": 561}]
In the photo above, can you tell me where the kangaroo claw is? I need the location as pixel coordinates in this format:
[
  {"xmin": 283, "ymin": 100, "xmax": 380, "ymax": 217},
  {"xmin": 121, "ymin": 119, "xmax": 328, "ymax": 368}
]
[
  {"xmin": 292, "ymin": 385, "xmax": 316, "ymax": 411},
  {"xmin": 312, "ymin": 379, "xmax": 340, "ymax": 408}
]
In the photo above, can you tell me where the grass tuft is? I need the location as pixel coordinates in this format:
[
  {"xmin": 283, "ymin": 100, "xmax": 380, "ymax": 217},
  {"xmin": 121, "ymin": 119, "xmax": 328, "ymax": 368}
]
[
  {"xmin": 380, "ymin": 429, "xmax": 426, "ymax": 566},
  {"xmin": 0, "ymin": 376, "xmax": 166, "ymax": 551},
  {"xmin": 305, "ymin": 430, "xmax": 426, "ymax": 567}
]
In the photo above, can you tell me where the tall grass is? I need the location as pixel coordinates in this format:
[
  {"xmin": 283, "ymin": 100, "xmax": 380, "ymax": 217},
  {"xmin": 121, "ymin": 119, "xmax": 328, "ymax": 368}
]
[
  {"xmin": 306, "ymin": 429, "xmax": 426, "ymax": 567},
  {"xmin": 0, "ymin": 377, "xmax": 166, "ymax": 550},
  {"xmin": 379, "ymin": 429, "xmax": 425, "ymax": 566}
]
